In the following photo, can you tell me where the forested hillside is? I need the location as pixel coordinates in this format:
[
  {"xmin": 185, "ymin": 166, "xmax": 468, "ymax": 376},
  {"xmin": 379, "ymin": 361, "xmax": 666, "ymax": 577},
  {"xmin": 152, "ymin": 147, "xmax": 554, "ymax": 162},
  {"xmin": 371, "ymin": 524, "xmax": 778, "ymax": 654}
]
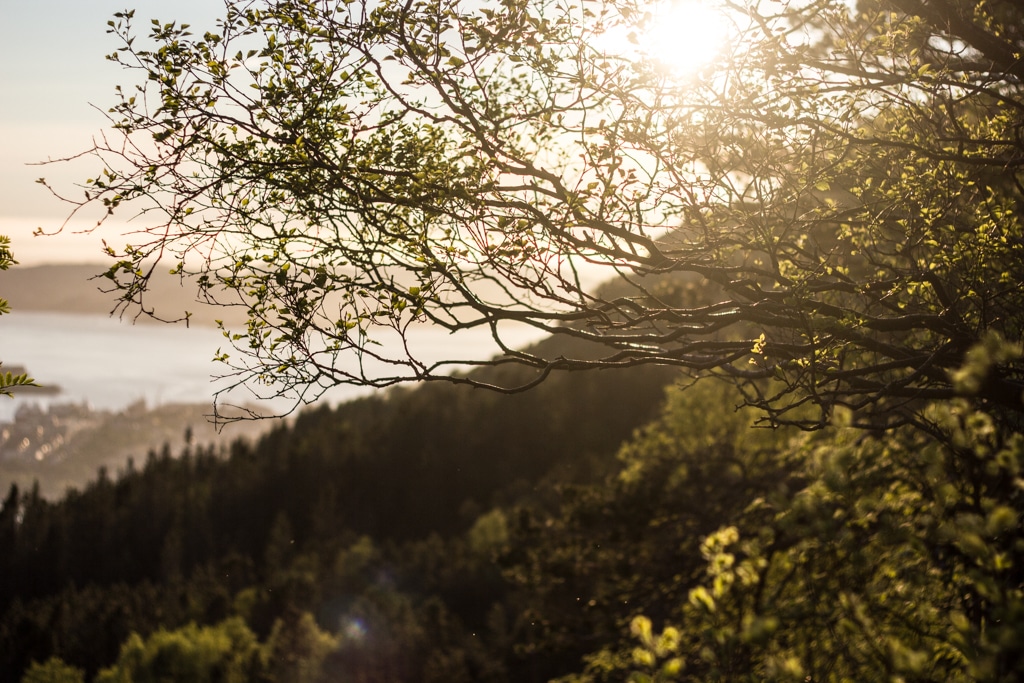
[
  {"xmin": 0, "ymin": 352, "xmax": 679, "ymax": 682},
  {"xmin": 5, "ymin": 356, "xmax": 1021, "ymax": 682}
]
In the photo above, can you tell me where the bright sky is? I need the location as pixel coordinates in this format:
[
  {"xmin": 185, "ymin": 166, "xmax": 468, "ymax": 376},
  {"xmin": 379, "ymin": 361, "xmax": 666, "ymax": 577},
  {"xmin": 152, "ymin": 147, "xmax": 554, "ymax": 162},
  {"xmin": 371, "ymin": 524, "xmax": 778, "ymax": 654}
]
[
  {"xmin": 0, "ymin": 0, "xmax": 733, "ymax": 266},
  {"xmin": 0, "ymin": 0, "xmax": 221, "ymax": 265}
]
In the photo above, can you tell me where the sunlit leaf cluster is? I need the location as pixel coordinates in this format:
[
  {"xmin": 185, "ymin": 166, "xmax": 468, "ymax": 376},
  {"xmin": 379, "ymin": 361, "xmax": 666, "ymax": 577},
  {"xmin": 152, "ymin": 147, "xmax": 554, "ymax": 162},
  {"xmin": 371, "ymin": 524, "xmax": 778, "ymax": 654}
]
[{"xmin": 0, "ymin": 236, "xmax": 37, "ymax": 397}]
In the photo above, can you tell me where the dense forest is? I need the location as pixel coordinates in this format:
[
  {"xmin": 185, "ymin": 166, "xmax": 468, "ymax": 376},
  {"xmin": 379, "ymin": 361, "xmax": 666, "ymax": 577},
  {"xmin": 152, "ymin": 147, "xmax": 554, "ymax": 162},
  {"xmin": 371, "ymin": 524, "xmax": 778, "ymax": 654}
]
[
  {"xmin": 1, "ymin": 341, "xmax": 684, "ymax": 682},
  {"xmin": 3, "ymin": 335, "xmax": 1023, "ymax": 681}
]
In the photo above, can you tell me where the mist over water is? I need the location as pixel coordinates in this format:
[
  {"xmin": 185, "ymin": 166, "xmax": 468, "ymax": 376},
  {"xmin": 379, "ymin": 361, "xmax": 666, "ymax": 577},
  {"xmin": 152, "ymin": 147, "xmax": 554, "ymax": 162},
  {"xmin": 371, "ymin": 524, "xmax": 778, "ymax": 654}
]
[
  {"xmin": 1, "ymin": 311, "xmax": 547, "ymax": 421},
  {"xmin": 2, "ymin": 312, "xmax": 241, "ymax": 421}
]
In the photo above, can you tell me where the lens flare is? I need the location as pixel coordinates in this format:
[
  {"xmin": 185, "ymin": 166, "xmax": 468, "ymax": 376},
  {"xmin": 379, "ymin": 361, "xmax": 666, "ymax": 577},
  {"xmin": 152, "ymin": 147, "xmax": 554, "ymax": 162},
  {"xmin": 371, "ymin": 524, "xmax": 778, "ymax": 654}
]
[{"xmin": 341, "ymin": 616, "xmax": 367, "ymax": 642}]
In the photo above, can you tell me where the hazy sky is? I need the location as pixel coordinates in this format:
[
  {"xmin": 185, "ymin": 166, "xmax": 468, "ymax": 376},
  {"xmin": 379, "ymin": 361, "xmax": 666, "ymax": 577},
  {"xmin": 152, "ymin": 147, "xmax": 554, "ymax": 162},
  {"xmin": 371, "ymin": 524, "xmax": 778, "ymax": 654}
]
[{"xmin": 0, "ymin": 0, "xmax": 221, "ymax": 264}]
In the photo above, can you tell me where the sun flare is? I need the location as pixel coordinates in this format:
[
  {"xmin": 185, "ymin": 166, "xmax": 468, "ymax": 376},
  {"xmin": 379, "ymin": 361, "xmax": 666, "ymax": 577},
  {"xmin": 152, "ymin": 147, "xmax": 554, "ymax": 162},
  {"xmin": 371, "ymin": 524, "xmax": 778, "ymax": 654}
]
[
  {"xmin": 645, "ymin": 1, "xmax": 730, "ymax": 72},
  {"xmin": 594, "ymin": 0, "xmax": 731, "ymax": 77}
]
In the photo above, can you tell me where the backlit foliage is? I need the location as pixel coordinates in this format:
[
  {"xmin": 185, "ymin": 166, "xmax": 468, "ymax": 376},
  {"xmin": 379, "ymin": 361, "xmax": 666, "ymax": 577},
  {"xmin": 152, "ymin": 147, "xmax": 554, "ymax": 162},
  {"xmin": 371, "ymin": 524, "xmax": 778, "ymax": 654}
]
[{"xmin": 46, "ymin": 0, "xmax": 1024, "ymax": 424}]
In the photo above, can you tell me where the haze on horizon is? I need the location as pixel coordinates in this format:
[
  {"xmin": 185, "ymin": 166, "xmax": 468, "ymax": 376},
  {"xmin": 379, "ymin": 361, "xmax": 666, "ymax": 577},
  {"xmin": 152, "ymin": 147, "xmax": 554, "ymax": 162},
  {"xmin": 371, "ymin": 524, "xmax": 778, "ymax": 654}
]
[{"xmin": 0, "ymin": 0, "xmax": 221, "ymax": 266}]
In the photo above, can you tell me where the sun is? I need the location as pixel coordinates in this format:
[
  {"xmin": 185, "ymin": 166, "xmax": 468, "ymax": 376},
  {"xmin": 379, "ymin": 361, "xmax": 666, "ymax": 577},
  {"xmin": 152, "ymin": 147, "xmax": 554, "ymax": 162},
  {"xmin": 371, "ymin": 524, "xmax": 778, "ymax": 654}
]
[
  {"xmin": 644, "ymin": 1, "xmax": 730, "ymax": 73},
  {"xmin": 592, "ymin": 0, "xmax": 732, "ymax": 77}
]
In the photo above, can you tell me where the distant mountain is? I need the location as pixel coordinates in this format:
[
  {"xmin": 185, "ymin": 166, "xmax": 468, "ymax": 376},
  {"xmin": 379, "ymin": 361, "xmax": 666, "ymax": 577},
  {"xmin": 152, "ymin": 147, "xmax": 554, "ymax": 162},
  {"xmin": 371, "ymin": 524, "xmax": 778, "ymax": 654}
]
[{"xmin": 0, "ymin": 263, "xmax": 250, "ymax": 327}]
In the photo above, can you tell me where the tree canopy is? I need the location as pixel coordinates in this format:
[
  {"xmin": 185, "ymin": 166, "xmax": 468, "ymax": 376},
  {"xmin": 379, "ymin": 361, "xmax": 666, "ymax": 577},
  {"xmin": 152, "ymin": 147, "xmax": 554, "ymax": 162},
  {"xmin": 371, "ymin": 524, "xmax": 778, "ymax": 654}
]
[
  {"xmin": 514, "ymin": 354, "xmax": 1024, "ymax": 682},
  {"xmin": 52, "ymin": 0, "xmax": 1024, "ymax": 424}
]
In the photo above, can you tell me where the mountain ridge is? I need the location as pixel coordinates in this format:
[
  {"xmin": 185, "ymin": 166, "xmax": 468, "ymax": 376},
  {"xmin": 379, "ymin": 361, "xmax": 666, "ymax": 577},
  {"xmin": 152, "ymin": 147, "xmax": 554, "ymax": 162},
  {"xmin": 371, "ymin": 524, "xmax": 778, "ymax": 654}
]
[{"xmin": 0, "ymin": 263, "xmax": 251, "ymax": 328}]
